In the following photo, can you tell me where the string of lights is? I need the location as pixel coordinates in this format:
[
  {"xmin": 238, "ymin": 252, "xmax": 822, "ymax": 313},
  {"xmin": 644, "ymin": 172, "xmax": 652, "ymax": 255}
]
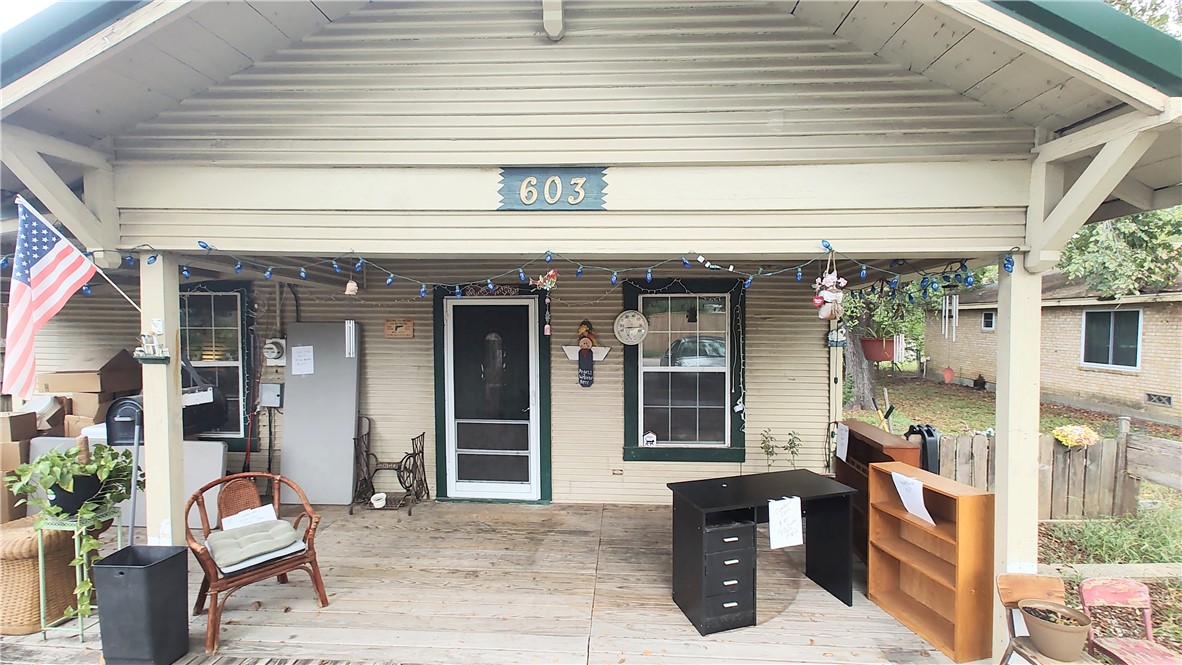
[{"xmin": 0, "ymin": 239, "xmax": 1020, "ymax": 300}]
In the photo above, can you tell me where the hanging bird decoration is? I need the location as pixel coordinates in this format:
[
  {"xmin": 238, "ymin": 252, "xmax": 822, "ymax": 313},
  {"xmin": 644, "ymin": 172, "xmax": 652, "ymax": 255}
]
[{"xmin": 531, "ymin": 269, "xmax": 559, "ymax": 291}]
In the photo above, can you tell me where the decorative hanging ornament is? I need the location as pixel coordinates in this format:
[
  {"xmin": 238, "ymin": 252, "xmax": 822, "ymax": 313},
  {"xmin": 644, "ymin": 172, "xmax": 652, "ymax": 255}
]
[
  {"xmin": 344, "ymin": 279, "xmax": 359, "ymax": 295},
  {"xmin": 812, "ymin": 252, "xmax": 847, "ymax": 320},
  {"xmin": 530, "ymin": 269, "xmax": 559, "ymax": 292}
]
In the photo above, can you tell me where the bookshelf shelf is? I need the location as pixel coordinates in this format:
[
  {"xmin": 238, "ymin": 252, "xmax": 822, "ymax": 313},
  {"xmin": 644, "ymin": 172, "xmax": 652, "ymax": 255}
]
[{"xmin": 868, "ymin": 462, "xmax": 994, "ymax": 664}]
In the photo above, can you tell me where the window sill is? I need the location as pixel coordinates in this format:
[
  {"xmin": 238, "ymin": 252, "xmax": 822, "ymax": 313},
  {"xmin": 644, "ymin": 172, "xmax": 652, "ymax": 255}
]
[
  {"xmin": 624, "ymin": 447, "xmax": 745, "ymax": 462},
  {"xmin": 1079, "ymin": 363, "xmax": 1140, "ymax": 374}
]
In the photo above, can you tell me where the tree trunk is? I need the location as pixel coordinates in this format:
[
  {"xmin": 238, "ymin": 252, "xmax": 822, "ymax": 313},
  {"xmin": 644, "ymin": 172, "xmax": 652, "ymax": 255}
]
[{"xmin": 843, "ymin": 316, "xmax": 876, "ymax": 411}]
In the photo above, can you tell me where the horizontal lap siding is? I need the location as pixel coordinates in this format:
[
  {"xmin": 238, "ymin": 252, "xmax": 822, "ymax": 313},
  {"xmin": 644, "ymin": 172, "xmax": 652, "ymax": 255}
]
[{"xmin": 114, "ymin": 1, "xmax": 1032, "ymax": 166}]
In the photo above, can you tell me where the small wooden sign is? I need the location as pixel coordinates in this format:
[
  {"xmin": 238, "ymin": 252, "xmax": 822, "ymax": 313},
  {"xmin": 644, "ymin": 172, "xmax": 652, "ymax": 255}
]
[{"xmin": 384, "ymin": 318, "xmax": 413, "ymax": 339}]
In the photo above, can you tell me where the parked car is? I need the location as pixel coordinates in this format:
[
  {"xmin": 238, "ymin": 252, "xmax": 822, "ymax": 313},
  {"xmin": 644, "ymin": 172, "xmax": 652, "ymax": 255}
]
[{"xmin": 661, "ymin": 335, "xmax": 727, "ymax": 367}]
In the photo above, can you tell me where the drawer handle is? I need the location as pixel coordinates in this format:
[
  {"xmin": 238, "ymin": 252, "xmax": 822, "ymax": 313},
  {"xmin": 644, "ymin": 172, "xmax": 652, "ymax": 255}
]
[
  {"xmin": 722, "ymin": 601, "xmax": 739, "ymax": 609},
  {"xmin": 723, "ymin": 579, "xmax": 738, "ymax": 586},
  {"xmin": 722, "ymin": 536, "xmax": 739, "ymax": 543},
  {"xmin": 724, "ymin": 559, "xmax": 739, "ymax": 566}
]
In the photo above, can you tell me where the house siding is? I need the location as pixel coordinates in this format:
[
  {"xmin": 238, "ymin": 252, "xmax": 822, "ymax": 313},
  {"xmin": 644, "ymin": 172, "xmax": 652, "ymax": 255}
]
[
  {"xmin": 28, "ymin": 262, "xmax": 830, "ymax": 504},
  {"xmin": 925, "ymin": 302, "xmax": 1182, "ymax": 423}
]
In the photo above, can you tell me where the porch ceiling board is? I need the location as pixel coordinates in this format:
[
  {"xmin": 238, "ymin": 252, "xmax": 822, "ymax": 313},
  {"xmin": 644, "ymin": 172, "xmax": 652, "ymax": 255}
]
[{"xmin": 110, "ymin": 0, "xmax": 1034, "ymax": 167}]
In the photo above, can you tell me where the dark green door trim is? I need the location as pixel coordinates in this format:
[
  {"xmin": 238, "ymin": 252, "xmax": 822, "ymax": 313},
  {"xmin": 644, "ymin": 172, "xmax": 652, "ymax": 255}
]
[
  {"xmin": 622, "ymin": 278, "xmax": 746, "ymax": 463},
  {"xmin": 432, "ymin": 288, "xmax": 551, "ymax": 501}
]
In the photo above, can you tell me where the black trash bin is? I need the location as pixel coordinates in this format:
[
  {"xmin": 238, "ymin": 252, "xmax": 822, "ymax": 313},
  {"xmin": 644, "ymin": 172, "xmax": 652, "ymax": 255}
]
[{"xmin": 93, "ymin": 545, "xmax": 189, "ymax": 665}]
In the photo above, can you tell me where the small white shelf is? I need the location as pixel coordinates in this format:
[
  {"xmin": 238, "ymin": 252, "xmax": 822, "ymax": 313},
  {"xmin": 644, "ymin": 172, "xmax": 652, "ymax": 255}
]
[{"xmin": 561, "ymin": 346, "xmax": 610, "ymax": 361}]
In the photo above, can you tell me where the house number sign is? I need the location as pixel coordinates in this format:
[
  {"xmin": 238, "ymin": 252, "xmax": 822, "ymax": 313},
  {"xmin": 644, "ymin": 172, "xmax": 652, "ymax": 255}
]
[{"xmin": 498, "ymin": 167, "xmax": 606, "ymax": 211}]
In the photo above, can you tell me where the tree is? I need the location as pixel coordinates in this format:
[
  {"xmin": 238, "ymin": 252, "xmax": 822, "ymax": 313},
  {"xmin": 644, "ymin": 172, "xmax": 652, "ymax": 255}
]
[
  {"xmin": 1058, "ymin": 207, "xmax": 1182, "ymax": 297},
  {"xmin": 1105, "ymin": 0, "xmax": 1182, "ymax": 37}
]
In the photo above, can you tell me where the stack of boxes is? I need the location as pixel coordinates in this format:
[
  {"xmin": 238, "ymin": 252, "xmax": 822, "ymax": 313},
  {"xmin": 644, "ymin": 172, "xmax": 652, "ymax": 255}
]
[
  {"xmin": 36, "ymin": 349, "xmax": 143, "ymax": 439},
  {"xmin": 0, "ymin": 411, "xmax": 38, "ymax": 523}
]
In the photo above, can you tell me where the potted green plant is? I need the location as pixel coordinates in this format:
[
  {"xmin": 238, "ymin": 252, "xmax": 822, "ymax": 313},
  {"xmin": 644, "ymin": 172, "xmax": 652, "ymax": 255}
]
[{"xmin": 5, "ymin": 438, "xmax": 142, "ymax": 619}]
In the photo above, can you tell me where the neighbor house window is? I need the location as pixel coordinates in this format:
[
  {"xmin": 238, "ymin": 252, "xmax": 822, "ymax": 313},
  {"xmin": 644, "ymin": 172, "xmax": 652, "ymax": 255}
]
[
  {"xmin": 981, "ymin": 311, "xmax": 996, "ymax": 331},
  {"xmin": 180, "ymin": 291, "xmax": 245, "ymax": 436},
  {"xmin": 623, "ymin": 279, "xmax": 745, "ymax": 462},
  {"xmin": 1081, "ymin": 309, "xmax": 1140, "ymax": 369}
]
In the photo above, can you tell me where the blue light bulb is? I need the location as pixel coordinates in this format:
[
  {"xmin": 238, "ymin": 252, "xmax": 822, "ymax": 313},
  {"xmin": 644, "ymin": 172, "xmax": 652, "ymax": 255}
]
[
  {"xmin": 124, "ymin": 255, "xmax": 135, "ymax": 267},
  {"xmin": 197, "ymin": 240, "xmax": 210, "ymax": 251},
  {"xmin": 743, "ymin": 277, "xmax": 752, "ymax": 289},
  {"xmin": 420, "ymin": 284, "xmax": 428, "ymax": 298},
  {"xmin": 889, "ymin": 259, "xmax": 899, "ymax": 268},
  {"xmin": 821, "ymin": 240, "xmax": 831, "ymax": 250},
  {"xmin": 954, "ymin": 273, "xmax": 963, "ymax": 283},
  {"xmin": 795, "ymin": 268, "xmax": 802, "ymax": 281},
  {"xmin": 518, "ymin": 269, "xmax": 526, "ymax": 282},
  {"xmin": 545, "ymin": 251, "xmax": 552, "ymax": 263},
  {"xmin": 890, "ymin": 291, "xmax": 897, "ymax": 300},
  {"xmin": 299, "ymin": 267, "xmax": 307, "ymax": 280},
  {"xmin": 332, "ymin": 261, "xmax": 341, "ymax": 273},
  {"xmin": 147, "ymin": 254, "xmax": 158, "ymax": 265},
  {"xmin": 354, "ymin": 259, "xmax": 364, "ymax": 272},
  {"xmin": 181, "ymin": 266, "xmax": 191, "ymax": 279},
  {"xmin": 942, "ymin": 274, "xmax": 951, "ymax": 283},
  {"xmin": 264, "ymin": 267, "xmax": 273, "ymax": 280},
  {"xmin": 454, "ymin": 285, "xmax": 462, "ymax": 298},
  {"xmin": 82, "ymin": 284, "xmax": 91, "ymax": 296},
  {"xmin": 889, "ymin": 277, "xmax": 899, "ymax": 289},
  {"xmin": 959, "ymin": 261, "xmax": 967, "ymax": 272},
  {"xmin": 965, "ymin": 275, "xmax": 975, "ymax": 287},
  {"xmin": 576, "ymin": 265, "xmax": 583, "ymax": 278},
  {"xmin": 922, "ymin": 290, "xmax": 930, "ymax": 300},
  {"xmin": 920, "ymin": 276, "xmax": 930, "ymax": 288},
  {"xmin": 932, "ymin": 282, "xmax": 940, "ymax": 292},
  {"xmin": 487, "ymin": 280, "xmax": 495, "ymax": 292},
  {"xmin": 859, "ymin": 265, "xmax": 867, "ymax": 279},
  {"xmin": 908, "ymin": 294, "xmax": 915, "ymax": 303},
  {"xmin": 646, "ymin": 268, "xmax": 652, "ymax": 282},
  {"xmin": 386, "ymin": 275, "xmax": 394, "ymax": 286},
  {"xmin": 682, "ymin": 257, "xmax": 692, "ymax": 269},
  {"xmin": 234, "ymin": 261, "xmax": 243, "ymax": 274},
  {"xmin": 0, "ymin": 257, "xmax": 7, "ymax": 270},
  {"xmin": 610, "ymin": 272, "xmax": 618, "ymax": 286}
]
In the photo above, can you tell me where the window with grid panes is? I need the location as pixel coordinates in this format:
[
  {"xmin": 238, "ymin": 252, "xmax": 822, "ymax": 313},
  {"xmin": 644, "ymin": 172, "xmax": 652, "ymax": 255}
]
[
  {"xmin": 1081, "ymin": 309, "xmax": 1140, "ymax": 369},
  {"xmin": 180, "ymin": 291, "xmax": 245, "ymax": 436},
  {"xmin": 639, "ymin": 293, "xmax": 730, "ymax": 446}
]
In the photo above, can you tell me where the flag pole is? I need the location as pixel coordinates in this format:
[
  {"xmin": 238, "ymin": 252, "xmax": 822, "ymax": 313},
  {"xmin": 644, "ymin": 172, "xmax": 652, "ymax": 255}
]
[{"xmin": 14, "ymin": 195, "xmax": 141, "ymax": 314}]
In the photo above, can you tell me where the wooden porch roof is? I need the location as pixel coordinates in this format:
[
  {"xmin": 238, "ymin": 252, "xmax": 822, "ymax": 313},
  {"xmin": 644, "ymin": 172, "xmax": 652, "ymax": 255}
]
[{"xmin": 0, "ymin": 502, "xmax": 962, "ymax": 665}]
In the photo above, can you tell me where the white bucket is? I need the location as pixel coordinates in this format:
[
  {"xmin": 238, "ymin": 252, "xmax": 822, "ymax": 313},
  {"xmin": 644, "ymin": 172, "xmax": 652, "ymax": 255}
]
[{"xmin": 370, "ymin": 492, "xmax": 387, "ymax": 509}]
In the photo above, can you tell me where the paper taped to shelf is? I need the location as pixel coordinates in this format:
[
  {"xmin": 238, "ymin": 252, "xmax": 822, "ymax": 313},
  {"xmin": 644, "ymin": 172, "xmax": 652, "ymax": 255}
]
[
  {"xmin": 836, "ymin": 423, "xmax": 849, "ymax": 462},
  {"xmin": 768, "ymin": 496, "xmax": 803, "ymax": 549},
  {"xmin": 891, "ymin": 471, "xmax": 935, "ymax": 526}
]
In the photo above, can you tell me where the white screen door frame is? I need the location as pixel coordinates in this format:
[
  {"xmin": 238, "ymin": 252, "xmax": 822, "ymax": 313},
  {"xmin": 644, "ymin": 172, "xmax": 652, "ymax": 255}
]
[{"xmin": 444, "ymin": 297, "xmax": 541, "ymax": 500}]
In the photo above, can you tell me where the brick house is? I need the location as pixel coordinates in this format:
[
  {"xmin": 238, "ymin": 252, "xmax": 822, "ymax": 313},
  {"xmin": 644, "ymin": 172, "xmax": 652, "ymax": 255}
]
[{"xmin": 925, "ymin": 271, "xmax": 1182, "ymax": 424}]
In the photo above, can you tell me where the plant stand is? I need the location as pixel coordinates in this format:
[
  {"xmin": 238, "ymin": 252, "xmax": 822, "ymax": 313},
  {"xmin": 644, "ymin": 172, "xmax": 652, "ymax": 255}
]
[{"xmin": 37, "ymin": 507, "xmax": 122, "ymax": 642}]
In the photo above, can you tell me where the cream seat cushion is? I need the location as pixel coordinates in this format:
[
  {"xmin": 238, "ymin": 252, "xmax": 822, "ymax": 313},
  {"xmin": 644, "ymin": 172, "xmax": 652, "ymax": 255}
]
[{"xmin": 205, "ymin": 520, "xmax": 301, "ymax": 573}]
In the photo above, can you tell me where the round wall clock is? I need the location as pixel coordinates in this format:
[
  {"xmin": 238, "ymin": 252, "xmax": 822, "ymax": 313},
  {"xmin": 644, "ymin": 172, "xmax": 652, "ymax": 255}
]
[{"xmin": 613, "ymin": 310, "xmax": 649, "ymax": 345}]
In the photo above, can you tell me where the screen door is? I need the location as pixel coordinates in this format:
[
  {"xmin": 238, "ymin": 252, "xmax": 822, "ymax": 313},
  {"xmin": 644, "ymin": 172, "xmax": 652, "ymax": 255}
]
[{"xmin": 444, "ymin": 298, "xmax": 540, "ymax": 500}]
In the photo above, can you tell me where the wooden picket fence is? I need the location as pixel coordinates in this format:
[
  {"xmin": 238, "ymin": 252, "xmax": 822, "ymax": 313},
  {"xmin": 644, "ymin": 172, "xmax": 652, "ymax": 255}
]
[{"xmin": 934, "ymin": 419, "xmax": 1178, "ymax": 520}]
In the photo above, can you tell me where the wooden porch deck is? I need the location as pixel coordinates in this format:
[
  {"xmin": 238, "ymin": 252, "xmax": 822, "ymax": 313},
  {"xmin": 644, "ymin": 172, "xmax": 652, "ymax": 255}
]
[{"xmin": 1, "ymin": 503, "xmax": 960, "ymax": 665}]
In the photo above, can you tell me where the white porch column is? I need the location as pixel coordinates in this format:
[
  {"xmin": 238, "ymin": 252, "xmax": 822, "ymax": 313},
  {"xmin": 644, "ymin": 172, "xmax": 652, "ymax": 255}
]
[
  {"xmin": 139, "ymin": 251, "xmax": 186, "ymax": 546},
  {"xmin": 992, "ymin": 257, "xmax": 1042, "ymax": 656}
]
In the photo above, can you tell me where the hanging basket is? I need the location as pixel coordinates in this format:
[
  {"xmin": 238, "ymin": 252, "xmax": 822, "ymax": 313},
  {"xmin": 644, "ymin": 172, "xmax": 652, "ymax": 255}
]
[{"xmin": 860, "ymin": 338, "xmax": 894, "ymax": 362}]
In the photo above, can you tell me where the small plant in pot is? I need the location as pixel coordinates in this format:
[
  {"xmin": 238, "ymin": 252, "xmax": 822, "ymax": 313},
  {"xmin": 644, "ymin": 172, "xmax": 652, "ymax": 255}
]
[
  {"xmin": 1017, "ymin": 599, "xmax": 1092, "ymax": 661},
  {"xmin": 5, "ymin": 437, "xmax": 143, "ymax": 619}
]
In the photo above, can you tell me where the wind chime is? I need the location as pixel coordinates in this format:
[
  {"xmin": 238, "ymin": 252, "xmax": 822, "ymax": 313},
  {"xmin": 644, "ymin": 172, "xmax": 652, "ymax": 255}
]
[{"xmin": 530, "ymin": 269, "xmax": 559, "ymax": 335}]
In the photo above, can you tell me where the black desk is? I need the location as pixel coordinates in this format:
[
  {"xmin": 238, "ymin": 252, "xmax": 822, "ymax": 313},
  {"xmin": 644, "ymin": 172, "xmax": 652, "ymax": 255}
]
[{"xmin": 667, "ymin": 469, "xmax": 856, "ymax": 635}]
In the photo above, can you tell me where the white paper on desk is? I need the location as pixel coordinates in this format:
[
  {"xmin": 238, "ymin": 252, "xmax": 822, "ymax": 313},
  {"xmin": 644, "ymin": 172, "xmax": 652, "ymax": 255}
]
[
  {"xmin": 291, "ymin": 345, "xmax": 314, "ymax": 375},
  {"xmin": 891, "ymin": 471, "xmax": 935, "ymax": 526},
  {"xmin": 768, "ymin": 496, "xmax": 803, "ymax": 549},
  {"xmin": 836, "ymin": 423, "xmax": 850, "ymax": 462}
]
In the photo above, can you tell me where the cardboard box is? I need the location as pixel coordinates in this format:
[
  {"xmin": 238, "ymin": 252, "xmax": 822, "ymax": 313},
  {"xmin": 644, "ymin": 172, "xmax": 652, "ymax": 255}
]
[
  {"xmin": 37, "ymin": 348, "xmax": 142, "ymax": 394},
  {"xmin": 1, "ymin": 440, "xmax": 30, "ymax": 524},
  {"xmin": 65, "ymin": 415, "xmax": 95, "ymax": 438},
  {"xmin": 69, "ymin": 392, "xmax": 116, "ymax": 419},
  {"xmin": 0, "ymin": 412, "xmax": 38, "ymax": 443}
]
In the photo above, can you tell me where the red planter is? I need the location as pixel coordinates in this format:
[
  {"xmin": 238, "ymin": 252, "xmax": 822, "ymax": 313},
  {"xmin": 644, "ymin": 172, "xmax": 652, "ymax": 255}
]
[{"xmin": 860, "ymin": 338, "xmax": 895, "ymax": 362}]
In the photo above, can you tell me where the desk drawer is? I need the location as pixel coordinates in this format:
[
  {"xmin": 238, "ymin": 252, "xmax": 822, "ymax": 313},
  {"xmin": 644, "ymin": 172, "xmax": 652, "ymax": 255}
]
[
  {"xmin": 705, "ymin": 568, "xmax": 753, "ymax": 598},
  {"xmin": 700, "ymin": 591, "xmax": 754, "ymax": 621},
  {"xmin": 705, "ymin": 549, "xmax": 754, "ymax": 581},
  {"xmin": 703, "ymin": 522, "xmax": 754, "ymax": 553}
]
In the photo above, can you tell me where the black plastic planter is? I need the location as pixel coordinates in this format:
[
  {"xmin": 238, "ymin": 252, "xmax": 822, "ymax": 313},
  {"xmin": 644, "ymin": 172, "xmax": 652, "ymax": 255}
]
[
  {"xmin": 49, "ymin": 474, "xmax": 102, "ymax": 515},
  {"xmin": 93, "ymin": 546, "xmax": 189, "ymax": 665}
]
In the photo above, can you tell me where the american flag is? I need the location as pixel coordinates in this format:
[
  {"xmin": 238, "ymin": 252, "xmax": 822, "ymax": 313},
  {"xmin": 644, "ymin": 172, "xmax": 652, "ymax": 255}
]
[{"xmin": 2, "ymin": 198, "xmax": 97, "ymax": 399}]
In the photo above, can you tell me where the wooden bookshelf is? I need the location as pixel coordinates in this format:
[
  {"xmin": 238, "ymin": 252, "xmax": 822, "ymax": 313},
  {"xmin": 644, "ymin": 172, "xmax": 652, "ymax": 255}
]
[
  {"xmin": 867, "ymin": 461, "xmax": 994, "ymax": 664},
  {"xmin": 832, "ymin": 419, "xmax": 921, "ymax": 562}
]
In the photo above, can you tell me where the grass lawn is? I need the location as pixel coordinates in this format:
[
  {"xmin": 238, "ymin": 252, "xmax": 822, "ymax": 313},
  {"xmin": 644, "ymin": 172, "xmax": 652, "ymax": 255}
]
[{"xmin": 846, "ymin": 375, "xmax": 1182, "ymax": 441}]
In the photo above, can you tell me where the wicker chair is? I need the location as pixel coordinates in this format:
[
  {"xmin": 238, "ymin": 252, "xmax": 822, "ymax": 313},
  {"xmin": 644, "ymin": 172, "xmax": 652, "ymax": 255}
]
[{"xmin": 185, "ymin": 472, "xmax": 328, "ymax": 653}]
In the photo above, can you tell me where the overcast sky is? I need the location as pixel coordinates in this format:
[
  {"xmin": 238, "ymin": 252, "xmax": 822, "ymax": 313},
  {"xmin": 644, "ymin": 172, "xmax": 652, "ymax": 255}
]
[{"xmin": 1, "ymin": 0, "xmax": 55, "ymax": 34}]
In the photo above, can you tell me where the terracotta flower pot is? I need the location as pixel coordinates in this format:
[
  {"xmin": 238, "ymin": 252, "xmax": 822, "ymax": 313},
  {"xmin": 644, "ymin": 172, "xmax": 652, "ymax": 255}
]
[
  {"xmin": 860, "ymin": 338, "xmax": 894, "ymax": 362},
  {"xmin": 1018, "ymin": 599, "xmax": 1091, "ymax": 662}
]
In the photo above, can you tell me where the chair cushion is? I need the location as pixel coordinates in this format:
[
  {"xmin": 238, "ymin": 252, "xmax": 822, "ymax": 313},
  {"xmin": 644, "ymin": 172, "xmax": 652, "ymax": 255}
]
[{"xmin": 205, "ymin": 519, "xmax": 301, "ymax": 570}]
